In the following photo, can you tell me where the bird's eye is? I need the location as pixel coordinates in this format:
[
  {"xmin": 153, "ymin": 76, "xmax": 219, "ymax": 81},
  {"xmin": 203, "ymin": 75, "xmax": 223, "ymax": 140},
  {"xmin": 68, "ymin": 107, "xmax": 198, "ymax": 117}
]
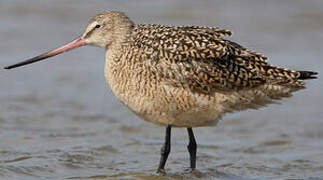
[{"xmin": 95, "ymin": 24, "xmax": 101, "ymax": 29}]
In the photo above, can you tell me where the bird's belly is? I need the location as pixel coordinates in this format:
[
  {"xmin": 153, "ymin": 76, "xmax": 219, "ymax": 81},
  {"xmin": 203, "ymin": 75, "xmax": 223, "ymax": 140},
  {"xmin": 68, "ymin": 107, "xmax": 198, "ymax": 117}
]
[
  {"xmin": 143, "ymin": 105, "xmax": 223, "ymax": 127},
  {"xmin": 106, "ymin": 72, "xmax": 225, "ymax": 127},
  {"xmin": 124, "ymin": 92, "xmax": 223, "ymax": 127}
]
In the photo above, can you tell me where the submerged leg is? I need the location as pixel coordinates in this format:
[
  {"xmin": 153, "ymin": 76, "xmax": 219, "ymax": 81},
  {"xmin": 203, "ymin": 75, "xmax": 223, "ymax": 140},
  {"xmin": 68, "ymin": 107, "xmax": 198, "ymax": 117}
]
[
  {"xmin": 157, "ymin": 125, "xmax": 172, "ymax": 173},
  {"xmin": 187, "ymin": 128, "xmax": 197, "ymax": 169}
]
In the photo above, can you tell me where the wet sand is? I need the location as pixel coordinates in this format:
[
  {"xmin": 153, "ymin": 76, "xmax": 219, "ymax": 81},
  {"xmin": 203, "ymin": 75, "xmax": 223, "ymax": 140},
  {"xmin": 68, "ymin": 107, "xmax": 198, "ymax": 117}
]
[{"xmin": 1, "ymin": 0, "xmax": 323, "ymax": 179}]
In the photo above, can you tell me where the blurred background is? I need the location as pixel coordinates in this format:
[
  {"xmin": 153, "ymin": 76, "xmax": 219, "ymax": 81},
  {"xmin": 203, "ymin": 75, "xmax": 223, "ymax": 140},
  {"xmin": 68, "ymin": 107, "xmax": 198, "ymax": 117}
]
[{"xmin": 0, "ymin": 0, "xmax": 322, "ymax": 179}]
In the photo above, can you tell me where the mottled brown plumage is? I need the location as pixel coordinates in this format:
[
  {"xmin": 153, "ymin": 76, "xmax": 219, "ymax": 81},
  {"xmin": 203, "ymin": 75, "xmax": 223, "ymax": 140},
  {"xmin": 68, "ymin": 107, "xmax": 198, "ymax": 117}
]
[
  {"xmin": 4, "ymin": 11, "xmax": 318, "ymax": 172},
  {"xmin": 83, "ymin": 11, "xmax": 317, "ymax": 128},
  {"xmin": 132, "ymin": 24, "xmax": 314, "ymax": 93}
]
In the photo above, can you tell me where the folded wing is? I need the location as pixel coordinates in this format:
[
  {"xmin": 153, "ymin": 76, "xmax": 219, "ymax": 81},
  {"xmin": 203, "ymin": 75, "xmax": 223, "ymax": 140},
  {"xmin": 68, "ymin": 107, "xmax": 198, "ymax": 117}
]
[{"xmin": 133, "ymin": 25, "xmax": 310, "ymax": 94}]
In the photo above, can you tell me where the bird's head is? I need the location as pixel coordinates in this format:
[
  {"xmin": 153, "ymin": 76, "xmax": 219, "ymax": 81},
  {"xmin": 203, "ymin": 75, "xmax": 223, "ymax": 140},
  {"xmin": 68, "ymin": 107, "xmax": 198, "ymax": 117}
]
[
  {"xmin": 83, "ymin": 11, "xmax": 134, "ymax": 48},
  {"xmin": 4, "ymin": 11, "xmax": 134, "ymax": 69}
]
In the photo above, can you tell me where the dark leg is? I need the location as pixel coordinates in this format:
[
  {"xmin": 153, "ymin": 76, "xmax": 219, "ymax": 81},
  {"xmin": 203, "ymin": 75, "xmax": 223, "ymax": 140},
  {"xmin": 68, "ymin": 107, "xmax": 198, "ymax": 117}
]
[
  {"xmin": 157, "ymin": 125, "xmax": 172, "ymax": 173},
  {"xmin": 187, "ymin": 128, "xmax": 197, "ymax": 169}
]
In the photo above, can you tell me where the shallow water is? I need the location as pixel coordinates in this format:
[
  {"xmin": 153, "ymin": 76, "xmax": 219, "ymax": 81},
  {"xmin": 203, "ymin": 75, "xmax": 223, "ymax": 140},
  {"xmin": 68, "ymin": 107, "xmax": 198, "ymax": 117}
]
[{"xmin": 1, "ymin": 0, "xmax": 323, "ymax": 179}]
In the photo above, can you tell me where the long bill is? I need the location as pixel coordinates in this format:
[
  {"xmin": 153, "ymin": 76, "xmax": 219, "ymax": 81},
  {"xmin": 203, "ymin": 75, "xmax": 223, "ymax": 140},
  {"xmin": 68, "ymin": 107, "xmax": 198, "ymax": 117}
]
[{"xmin": 4, "ymin": 37, "xmax": 87, "ymax": 69}]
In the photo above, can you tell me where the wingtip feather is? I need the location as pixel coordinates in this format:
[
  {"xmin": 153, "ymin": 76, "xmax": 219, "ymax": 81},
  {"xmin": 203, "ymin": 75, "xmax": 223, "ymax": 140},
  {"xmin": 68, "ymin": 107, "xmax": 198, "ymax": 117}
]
[{"xmin": 298, "ymin": 71, "xmax": 318, "ymax": 80}]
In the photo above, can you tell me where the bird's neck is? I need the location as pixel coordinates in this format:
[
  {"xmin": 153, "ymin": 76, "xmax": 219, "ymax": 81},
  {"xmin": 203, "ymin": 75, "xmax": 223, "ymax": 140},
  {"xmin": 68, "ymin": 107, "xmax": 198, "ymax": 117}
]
[
  {"xmin": 104, "ymin": 40, "xmax": 129, "ymax": 88},
  {"xmin": 107, "ymin": 23, "xmax": 134, "ymax": 49}
]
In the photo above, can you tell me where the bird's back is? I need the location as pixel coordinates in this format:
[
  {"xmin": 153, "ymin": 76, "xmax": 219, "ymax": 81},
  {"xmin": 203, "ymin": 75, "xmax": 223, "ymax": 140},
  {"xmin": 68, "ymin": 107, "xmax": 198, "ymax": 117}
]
[{"xmin": 130, "ymin": 24, "xmax": 316, "ymax": 91}]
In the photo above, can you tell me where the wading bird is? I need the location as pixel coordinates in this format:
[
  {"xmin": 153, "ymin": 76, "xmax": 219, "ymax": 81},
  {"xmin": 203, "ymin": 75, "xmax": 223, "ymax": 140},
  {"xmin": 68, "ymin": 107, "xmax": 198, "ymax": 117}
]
[{"xmin": 4, "ymin": 11, "xmax": 317, "ymax": 173}]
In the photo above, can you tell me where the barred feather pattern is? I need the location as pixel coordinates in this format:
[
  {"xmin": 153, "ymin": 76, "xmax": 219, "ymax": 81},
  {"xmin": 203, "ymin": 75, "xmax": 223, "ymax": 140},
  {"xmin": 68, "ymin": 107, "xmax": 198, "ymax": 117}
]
[{"xmin": 130, "ymin": 24, "xmax": 306, "ymax": 94}]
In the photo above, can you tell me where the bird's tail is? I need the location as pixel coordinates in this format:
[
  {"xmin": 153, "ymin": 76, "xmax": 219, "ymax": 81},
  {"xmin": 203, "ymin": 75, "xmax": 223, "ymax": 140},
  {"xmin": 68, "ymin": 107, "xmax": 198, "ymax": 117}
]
[
  {"xmin": 250, "ymin": 70, "xmax": 318, "ymax": 106},
  {"xmin": 263, "ymin": 67, "xmax": 318, "ymax": 88},
  {"xmin": 281, "ymin": 70, "xmax": 318, "ymax": 88}
]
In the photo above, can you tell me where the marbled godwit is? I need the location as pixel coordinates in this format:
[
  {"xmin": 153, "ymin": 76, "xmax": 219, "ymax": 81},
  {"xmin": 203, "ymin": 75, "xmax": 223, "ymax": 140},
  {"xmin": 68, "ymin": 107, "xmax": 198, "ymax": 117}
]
[{"xmin": 4, "ymin": 11, "xmax": 318, "ymax": 173}]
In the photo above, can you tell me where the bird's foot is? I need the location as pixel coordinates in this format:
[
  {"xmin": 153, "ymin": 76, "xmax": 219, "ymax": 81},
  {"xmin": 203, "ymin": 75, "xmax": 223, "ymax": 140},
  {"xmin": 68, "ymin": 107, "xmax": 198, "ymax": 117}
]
[
  {"xmin": 156, "ymin": 168, "xmax": 166, "ymax": 175},
  {"xmin": 184, "ymin": 167, "xmax": 196, "ymax": 173},
  {"xmin": 184, "ymin": 168, "xmax": 203, "ymax": 177}
]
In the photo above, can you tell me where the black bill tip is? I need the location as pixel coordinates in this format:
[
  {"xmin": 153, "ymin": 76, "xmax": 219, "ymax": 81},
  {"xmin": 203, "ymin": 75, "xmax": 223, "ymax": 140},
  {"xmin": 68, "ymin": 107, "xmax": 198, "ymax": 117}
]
[
  {"xmin": 3, "ymin": 54, "xmax": 46, "ymax": 70},
  {"xmin": 4, "ymin": 65, "xmax": 18, "ymax": 69}
]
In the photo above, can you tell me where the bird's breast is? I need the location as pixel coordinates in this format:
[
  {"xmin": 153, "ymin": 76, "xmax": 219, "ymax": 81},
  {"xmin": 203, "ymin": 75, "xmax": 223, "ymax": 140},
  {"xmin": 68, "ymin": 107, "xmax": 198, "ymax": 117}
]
[{"xmin": 104, "ymin": 49, "xmax": 224, "ymax": 127}]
